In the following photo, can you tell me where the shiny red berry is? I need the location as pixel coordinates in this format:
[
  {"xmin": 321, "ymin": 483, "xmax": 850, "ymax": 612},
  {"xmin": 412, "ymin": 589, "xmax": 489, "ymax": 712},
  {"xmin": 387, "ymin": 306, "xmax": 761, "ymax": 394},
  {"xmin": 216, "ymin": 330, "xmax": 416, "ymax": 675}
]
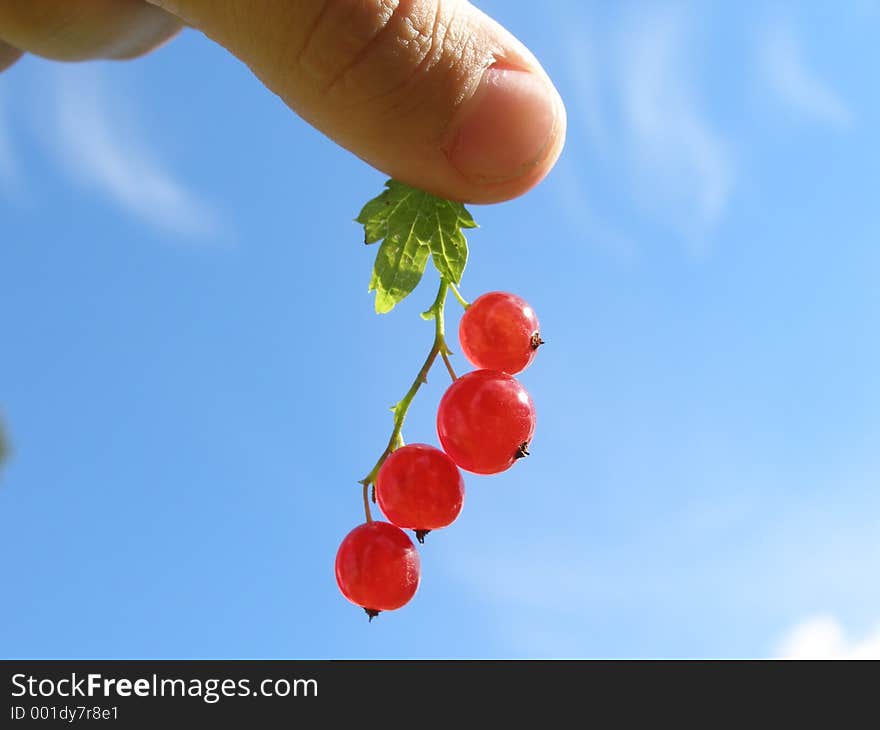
[
  {"xmin": 335, "ymin": 521, "xmax": 420, "ymax": 619},
  {"xmin": 459, "ymin": 291, "xmax": 542, "ymax": 374},
  {"xmin": 436, "ymin": 369, "xmax": 536, "ymax": 475},
  {"xmin": 376, "ymin": 443, "xmax": 465, "ymax": 542}
]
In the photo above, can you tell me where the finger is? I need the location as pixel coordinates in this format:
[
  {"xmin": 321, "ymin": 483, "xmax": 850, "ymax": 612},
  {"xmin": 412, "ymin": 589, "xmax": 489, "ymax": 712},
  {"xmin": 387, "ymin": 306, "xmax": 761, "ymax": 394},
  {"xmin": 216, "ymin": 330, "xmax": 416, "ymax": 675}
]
[
  {"xmin": 146, "ymin": 0, "xmax": 566, "ymax": 204},
  {"xmin": 0, "ymin": 40, "xmax": 23, "ymax": 72},
  {"xmin": 0, "ymin": 0, "xmax": 182, "ymax": 62}
]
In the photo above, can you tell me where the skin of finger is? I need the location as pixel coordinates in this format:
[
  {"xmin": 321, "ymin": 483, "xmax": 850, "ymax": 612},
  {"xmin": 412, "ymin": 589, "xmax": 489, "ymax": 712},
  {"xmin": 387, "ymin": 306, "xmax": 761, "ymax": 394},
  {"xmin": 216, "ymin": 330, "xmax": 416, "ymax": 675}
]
[
  {"xmin": 147, "ymin": 0, "xmax": 565, "ymax": 204},
  {"xmin": 0, "ymin": 0, "xmax": 182, "ymax": 61},
  {"xmin": 0, "ymin": 40, "xmax": 24, "ymax": 72}
]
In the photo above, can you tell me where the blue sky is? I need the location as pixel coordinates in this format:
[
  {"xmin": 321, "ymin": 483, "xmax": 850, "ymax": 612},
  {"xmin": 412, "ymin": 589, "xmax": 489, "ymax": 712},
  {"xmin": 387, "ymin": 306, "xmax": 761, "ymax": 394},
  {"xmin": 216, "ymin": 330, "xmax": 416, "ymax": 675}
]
[{"xmin": 1, "ymin": 0, "xmax": 879, "ymax": 659}]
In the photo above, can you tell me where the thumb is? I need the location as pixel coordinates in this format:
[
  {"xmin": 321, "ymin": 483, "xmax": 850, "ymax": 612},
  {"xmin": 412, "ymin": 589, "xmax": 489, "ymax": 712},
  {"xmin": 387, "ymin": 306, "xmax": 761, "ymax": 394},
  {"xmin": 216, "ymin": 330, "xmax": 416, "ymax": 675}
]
[{"xmin": 146, "ymin": 0, "xmax": 565, "ymax": 204}]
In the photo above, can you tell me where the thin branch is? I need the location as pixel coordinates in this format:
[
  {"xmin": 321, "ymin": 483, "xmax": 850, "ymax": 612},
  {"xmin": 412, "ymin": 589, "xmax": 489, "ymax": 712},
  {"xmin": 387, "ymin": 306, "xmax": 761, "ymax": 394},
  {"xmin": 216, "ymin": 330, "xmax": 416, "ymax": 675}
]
[{"xmin": 359, "ymin": 279, "xmax": 452, "ymax": 489}]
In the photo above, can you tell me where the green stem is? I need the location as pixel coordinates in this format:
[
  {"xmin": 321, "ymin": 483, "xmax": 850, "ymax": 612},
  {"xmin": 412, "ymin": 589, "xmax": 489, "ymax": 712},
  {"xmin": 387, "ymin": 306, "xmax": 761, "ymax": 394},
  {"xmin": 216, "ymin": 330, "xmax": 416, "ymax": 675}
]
[
  {"xmin": 450, "ymin": 282, "xmax": 470, "ymax": 309},
  {"xmin": 362, "ymin": 482, "xmax": 373, "ymax": 523},
  {"xmin": 359, "ymin": 279, "xmax": 452, "ymax": 492},
  {"xmin": 440, "ymin": 350, "xmax": 458, "ymax": 381}
]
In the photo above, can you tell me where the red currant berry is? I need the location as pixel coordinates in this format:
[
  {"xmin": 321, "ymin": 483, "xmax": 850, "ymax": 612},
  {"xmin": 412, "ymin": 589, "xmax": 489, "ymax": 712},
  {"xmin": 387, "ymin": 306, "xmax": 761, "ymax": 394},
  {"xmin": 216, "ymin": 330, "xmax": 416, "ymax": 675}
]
[
  {"xmin": 376, "ymin": 444, "xmax": 465, "ymax": 542},
  {"xmin": 436, "ymin": 369, "xmax": 536, "ymax": 475},
  {"xmin": 335, "ymin": 521, "xmax": 420, "ymax": 619},
  {"xmin": 459, "ymin": 292, "xmax": 542, "ymax": 375}
]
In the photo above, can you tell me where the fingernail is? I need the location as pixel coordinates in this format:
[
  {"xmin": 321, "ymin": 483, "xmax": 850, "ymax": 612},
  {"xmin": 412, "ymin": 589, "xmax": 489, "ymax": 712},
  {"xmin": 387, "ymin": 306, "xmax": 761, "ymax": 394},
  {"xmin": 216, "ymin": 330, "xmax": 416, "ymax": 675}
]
[{"xmin": 445, "ymin": 66, "xmax": 561, "ymax": 185}]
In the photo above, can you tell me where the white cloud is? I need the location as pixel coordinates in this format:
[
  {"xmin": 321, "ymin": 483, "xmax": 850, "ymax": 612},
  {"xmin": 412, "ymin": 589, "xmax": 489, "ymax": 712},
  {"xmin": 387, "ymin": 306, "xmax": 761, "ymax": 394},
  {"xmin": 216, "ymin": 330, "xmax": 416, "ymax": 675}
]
[
  {"xmin": 51, "ymin": 66, "xmax": 220, "ymax": 237},
  {"xmin": 775, "ymin": 615, "xmax": 880, "ymax": 659},
  {"xmin": 616, "ymin": 9, "xmax": 734, "ymax": 239},
  {"xmin": 760, "ymin": 24, "xmax": 853, "ymax": 129}
]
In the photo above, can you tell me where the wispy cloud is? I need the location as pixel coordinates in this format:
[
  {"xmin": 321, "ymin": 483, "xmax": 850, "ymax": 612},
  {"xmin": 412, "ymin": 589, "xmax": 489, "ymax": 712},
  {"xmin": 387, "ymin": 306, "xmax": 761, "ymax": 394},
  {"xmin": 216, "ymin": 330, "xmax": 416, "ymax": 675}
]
[
  {"xmin": 551, "ymin": 156, "xmax": 637, "ymax": 261},
  {"xmin": 760, "ymin": 24, "xmax": 853, "ymax": 129},
  {"xmin": 50, "ymin": 66, "xmax": 220, "ymax": 238},
  {"xmin": 556, "ymin": 5, "xmax": 734, "ymax": 248},
  {"xmin": 555, "ymin": 8, "xmax": 607, "ymax": 154},
  {"xmin": 775, "ymin": 615, "xmax": 880, "ymax": 659},
  {"xmin": 0, "ymin": 86, "xmax": 21, "ymax": 197},
  {"xmin": 446, "ymin": 456, "xmax": 880, "ymax": 657},
  {"xmin": 616, "ymin": 9, "xmax": 734, "ymax": 239}
]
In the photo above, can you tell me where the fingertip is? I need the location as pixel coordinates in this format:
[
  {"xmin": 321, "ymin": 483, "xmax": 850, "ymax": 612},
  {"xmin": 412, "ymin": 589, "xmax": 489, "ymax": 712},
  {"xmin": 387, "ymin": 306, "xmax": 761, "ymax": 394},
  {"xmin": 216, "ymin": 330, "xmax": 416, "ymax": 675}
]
[
  {"xmin": 380, "ymin": 72, "xmax": 565, "ymax": 205},
  {"xmin": 443, "ymin": 65, "xmax": 565, "ymax": 200},
  {"xmin": 388, "ymin": 66, "xmax": 566, "ymax": 206}
]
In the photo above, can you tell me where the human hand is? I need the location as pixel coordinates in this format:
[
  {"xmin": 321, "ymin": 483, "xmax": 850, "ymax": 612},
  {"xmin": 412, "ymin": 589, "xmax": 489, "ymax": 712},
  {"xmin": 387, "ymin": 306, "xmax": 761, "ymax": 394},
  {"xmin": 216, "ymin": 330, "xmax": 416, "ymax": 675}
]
[{"xmin": 0, "ymin": 0, "xmax": 566, "ymax": 204}]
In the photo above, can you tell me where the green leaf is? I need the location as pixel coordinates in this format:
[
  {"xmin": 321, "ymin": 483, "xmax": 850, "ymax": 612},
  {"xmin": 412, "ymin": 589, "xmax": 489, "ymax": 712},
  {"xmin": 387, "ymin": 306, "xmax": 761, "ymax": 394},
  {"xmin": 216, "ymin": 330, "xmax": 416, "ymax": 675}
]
[
  {"xmin": 428, "ymin": 198, "xmax": 476, "ymax": 286},
  {"xmin": 368, "ymin": 237, "xmax": 431, "ymax": 314},
  {"xmin": 356, "ymin": 180, "xmax": 477, "ymax": 313}
]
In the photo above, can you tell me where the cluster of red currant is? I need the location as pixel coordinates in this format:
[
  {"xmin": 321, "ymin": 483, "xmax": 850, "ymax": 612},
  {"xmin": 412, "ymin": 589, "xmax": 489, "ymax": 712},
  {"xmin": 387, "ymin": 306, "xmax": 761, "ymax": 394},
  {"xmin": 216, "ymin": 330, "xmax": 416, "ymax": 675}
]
[{"xmin": 335, "ymin": 291, "xmax": 542, "ymax": 620}]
